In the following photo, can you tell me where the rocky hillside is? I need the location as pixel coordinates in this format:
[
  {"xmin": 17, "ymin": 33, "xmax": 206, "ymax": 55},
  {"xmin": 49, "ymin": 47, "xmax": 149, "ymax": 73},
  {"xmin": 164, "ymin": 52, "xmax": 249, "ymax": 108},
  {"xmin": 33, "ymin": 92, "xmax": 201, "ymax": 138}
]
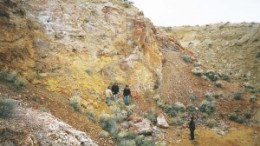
[
  {"xmin": 0, "ymin": 0, "xmax": 162, "ymax": 99},
  {"xmin": 161, "ymin": 23, "xmax": 260, "ymax": 90},
  {"xmin": 0, "ymin": 97, "xmax": 97, "ymax": 146},
  {"xmin": 0, "ymin": 0, "xmax": 259, "ymax": 146}
]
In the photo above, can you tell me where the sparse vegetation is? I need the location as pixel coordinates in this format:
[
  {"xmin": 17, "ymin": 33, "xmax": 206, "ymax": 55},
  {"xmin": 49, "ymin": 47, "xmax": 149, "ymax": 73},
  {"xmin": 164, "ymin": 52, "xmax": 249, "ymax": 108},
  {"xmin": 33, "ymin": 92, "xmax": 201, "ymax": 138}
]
[
  {"xmin": 69, "ymin": 96, "xmax": 82, "ymax": 112},
  {"xmin": 186, "ymin": 105, "xmax": 196, "ymax": 112},
  {"xmin": 117, "ymin": 132, "xmax": 138, "ymax": 146},
  {"xmin": 206, "ymin": 119, "xmax": 217, "ymax": 128},
  {"xmin": 228, "ymin": 113, "xmax": 238, "ymax": 121},
  {"xmin": 182, "ymin": 55, "xmax": 193, "ymax": 63},
  {"xmin": 99, "ymin": 114, "xmax": 118, "ymax": 137},
  {"xmin": 144, "ymin": 111, "xmax": 157, "ymax": 124},
  {"xmin": 0, "ymin": 70, "xmax": 27, "ymax": 90},
  {"xmin": 153, "ymin": 95, "xmax": 166, "ymax": 109},
  {"xmin": 249, "ymin": 95, "xmax": 257, "ymax": 103},
  {"xmin": 205, "ymin": 93, "xmax": 215, "ymax": 101},
  {"xmin": 163, "ymin": 27, "xmax": 172, "ymax": 32},
  {"xmin": 204, "ymin": 70, "xmax": 219, "ymax": 82},
  {"xmin": 244, "ymin": 112, "xmax": 252, "ymax": 119},
  {"xmin": 256, "ymin": 51, "xmax": 260, "ymax": 58},
  {"xmin": 236, "ymin": 116, "xmax": 246, "ymax": 124},
  {"xmin": 220, "ymin": 73, "xmax": 230, "ymax": 81},
  {"xmin": 168, "ymin": 117, "xmax": 183, "ymax": 126},
  {"xmin": 189, "ymin": 95, "xmax": 198, "ymax": 101},
  {"xmin": 233, "ymin": 91, "xmax": 243, "ymax": 100},
  {"xmin": 85, "ymin": 69, "xmax": 92, "ymax": 75},
  {"xmin": 173, "ymin": 102, "xmax": 186, "ymax": 112},
  {"xmin": 0, "ymin": 99, "xmax": 17, "ymax": 118},
  {"xmin": 215, "ymin": 80, "xmax": 223, "ymax": 88},
  {"xmin": 99, "ymin": 130, "xmax": 110, "ymax": 139},
  {"xmin": 164, "ymin": 105, "xmax": 177, "ymax": 117},
  {"xmin": 123, "ymin": 0, "xmax": 133, "ymax": 8},
  {"xmin": 228, "ymin": 113, "xmax": 247, "ymax": 124},
  {"xmin": 199, "ymin": 100, "xmax": 215, "ymax": 115},
  {"xmin": 40, "ymin": 107, "xmax": 50, "ymax": 113},
  {"xmin": 212, "ymin": 92, "xmax": 223, "ymax": 99},
  {"xmin": 86, "ymin": 109, "xmax": 96, "ymax": 123},
  {"xmin": 192, "ymin": 67, "xmax": 204, "ymax": 76}
]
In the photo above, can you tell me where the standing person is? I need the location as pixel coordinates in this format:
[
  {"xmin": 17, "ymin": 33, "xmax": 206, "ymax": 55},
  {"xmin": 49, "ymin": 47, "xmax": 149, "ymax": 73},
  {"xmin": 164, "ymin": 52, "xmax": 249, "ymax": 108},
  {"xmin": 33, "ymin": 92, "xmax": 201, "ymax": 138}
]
[
  {"xmin": 123, "ymin": 85, "xmax": 131, "ymax": 105},
  {"xmin": 105, "ymin": 86, "xmax": 112, "ymax": 106},
  {"xmin": 111, "ymin": 82, "xmax": 119, "ymax": 102},
  {"xmin": 189, "ymin": 117, "xmax": 196, "ymax": 140}
]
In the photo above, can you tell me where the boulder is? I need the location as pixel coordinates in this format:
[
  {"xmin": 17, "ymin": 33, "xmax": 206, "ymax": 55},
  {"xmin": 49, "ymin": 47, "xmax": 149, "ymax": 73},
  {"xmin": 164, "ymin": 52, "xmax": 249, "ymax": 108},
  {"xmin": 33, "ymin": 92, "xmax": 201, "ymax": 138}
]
[
  {"xmin": 129, "ymin": 118, "xmax": 153, "ymax": 135},
  {"xmin": 157, "ymin": 113, "xmax": 169, "ymax": 128}
]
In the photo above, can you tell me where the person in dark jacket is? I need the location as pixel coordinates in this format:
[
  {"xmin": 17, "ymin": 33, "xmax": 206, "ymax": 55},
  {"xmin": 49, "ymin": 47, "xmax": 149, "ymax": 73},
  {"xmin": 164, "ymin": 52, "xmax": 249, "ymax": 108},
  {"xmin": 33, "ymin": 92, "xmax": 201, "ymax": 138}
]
[
  {"xmin": 189, "ymin": 117, "xmax": 195, "ymax": 140},
  {"xmin": 123, "ymin": 85, "xmax": 131, "ymax": 105},
  {"xmin": 111, "ymin": 82, "xmax": 119, "ymax": 102}
]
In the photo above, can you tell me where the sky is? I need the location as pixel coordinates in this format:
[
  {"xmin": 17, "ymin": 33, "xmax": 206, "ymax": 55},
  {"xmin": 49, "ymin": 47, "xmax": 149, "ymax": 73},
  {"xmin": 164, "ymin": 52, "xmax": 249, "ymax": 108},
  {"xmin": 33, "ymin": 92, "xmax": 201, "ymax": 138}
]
[{"xmin": 129, "ymin": 0, "xmax": 260, "ymax": 26}]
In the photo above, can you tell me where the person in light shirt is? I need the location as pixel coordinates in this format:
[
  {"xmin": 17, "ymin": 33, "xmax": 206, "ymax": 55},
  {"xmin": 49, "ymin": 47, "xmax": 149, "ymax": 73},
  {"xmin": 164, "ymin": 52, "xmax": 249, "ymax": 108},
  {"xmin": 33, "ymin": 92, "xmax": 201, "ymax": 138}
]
[{"xmin": 105, "ymin": 86, "xmax": 112, "ymax": 106}]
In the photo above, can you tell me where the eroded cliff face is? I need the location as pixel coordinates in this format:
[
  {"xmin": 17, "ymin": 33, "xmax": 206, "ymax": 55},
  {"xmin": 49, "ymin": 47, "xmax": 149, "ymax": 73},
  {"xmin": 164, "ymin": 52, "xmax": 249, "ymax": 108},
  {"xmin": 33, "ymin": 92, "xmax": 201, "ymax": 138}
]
[
  {"xmin": 162, "ymin": 23, "xmax": 260, "ymax": 89},
  {"xmin": 0, "ymin": 0, "xmax": 166, "ymax": 101}
]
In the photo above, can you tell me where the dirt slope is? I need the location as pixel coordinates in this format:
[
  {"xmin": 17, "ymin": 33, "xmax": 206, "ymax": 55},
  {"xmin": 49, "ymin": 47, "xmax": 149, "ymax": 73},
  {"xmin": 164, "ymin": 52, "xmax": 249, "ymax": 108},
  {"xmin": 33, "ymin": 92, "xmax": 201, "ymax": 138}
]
[{"xmin": 161, "ymin": 23, "xmax": 260, "ymax": 89}]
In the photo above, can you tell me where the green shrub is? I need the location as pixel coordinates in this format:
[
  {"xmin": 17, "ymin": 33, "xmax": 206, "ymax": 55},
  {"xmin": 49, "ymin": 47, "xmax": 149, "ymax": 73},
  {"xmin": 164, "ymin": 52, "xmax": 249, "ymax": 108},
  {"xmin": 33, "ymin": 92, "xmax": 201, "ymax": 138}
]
[
  {"xmin": 86, "ymin": 110, "xmax": 96, "ymax": 123},
  {"xmin": 117, "ymin": 131, "xmax": 137, "ymax": 140},
  {"xmin": 229, "ymin": 113, "xmax": 247, "ymax": 124},
  {"xmin": 204, "ymin": 70, "xmax": 219, "ymax": 81},
  {"xmin": 85, "ymin": 69, "xmax": 92, "ymax": 75},
  {"xmin": 192, "ymin": 67, "xmax": 204, "ymax": 76},
  {"xmin": 215, "ymin": 81, "xmax": 223, "ymax": 88},
  {"xmin": 40, "ymin": 107, "xmax": 49, "ymax": 113},
  {"xmin": 173, "ymin": 102, "xmax": 186, "ymax": 112},
  {"xmin": 212, "ymin": 92, "xmax": 223, "ymax": 99},
  {"xmin": 137, "ymin": 136, "xmax": 155, "ymax": 146},
  {"xmin": 164, "ymin": 105, "xmax": 177, "ymax": 117},
  {"xmin": 236, "ymin": 116, "xmax": 246, "ymax": 124},
  {"xmin": 205, "ymin": 93, "xmax": 215, "ymax": 101},
  {"xmin": 0, "ymin": 99, "xmax": 17, "ymax": 118},
  {"xmin": 99, "ymin": 114, "xmax": 118, "ymax": 137},
  {"xmin": 69, "ymin": 96, "xmax": 81, "ymax": 112},
  {"xmin": 199, "ymin": 100, "xmax": 215, "ymax": 115},
  {"xmin": 249, "ymin": 96, "xmax": 257, "ymax": 103},
  {"xmin": 0, "ymin": 70, "xmax": 26, "ymax": 90},
  {"xmin": 244, "ymin": 112, "xmax": 252, "ymax": 119},
  {"xmin": 134, "ymin": 135, "xmax": 145, "ymax": 146},
  {"xmin": 256, "ymin": 51, "xmax": 260, "ymax": 58},
  {"xmin": 155, "ymin": 141, "xmax": 167, "ymax": 146},
  {"xmin": 153, "ymin": 95, "xmax": 166, "ymax": 109},
  {"xmin": 182, "ymin": 55, "xmax": 193, "ymax": 63},
  {"xmin": 123, "ymin": 0, "xmax": 133, "ymax": 8},
  {"xmin": 125, "ymin": 104, "xmax": 136, "ymax": 116},
  {"xmin": 144, "ymin": 111, "xmax": 157, "ymax": 124},
  {"xmin": 189, "ymin": 95, "xmax": 198, "ymax": 101},
  {"xmin": 206, "ymin": 119, "xmax": 217, "ymax": 128},
  {"xmin": 220, "ymin": 73, "xmax": 230, "ymax": 81},
  {"xmin": 118, "ymin": 139, "xmax": 136, "ymax": 146},
  {"xmin": 168, "ymin": 117, "xmax": 183, "ymax": 126},
  {"xmin": 117, "ymin": 132, "xmax": 141, "ymax": 146},
  {"xmin": 114, "ymin": 109, "xmax": 128, "ymax": 122},
  {"xmin": 234, "ymin": 91, "xmax": 243, "ymax": 100},
  {"xmin": 186, "ymin": 105, "xmax": 196, "ymax": 112},
  {"xmin": 243, "ymin": 82, "xmax": 254, "ymax": 89},
  {"xmin": 228, "ymin": 113, "xmax": 238, "ymax": 121},
  {"xmin": 99, "ymin": 130, "xmax": 109, "ymax": 139}
]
